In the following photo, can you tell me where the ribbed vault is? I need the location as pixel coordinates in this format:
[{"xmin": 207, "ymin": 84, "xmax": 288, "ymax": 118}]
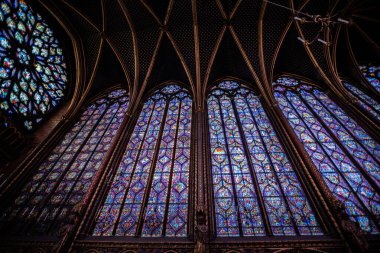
[{"xmin": 36, "ymin": 0, "xmax": 378, "ymax": 109}]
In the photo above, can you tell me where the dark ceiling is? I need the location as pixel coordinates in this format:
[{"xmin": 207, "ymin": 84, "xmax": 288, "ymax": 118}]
[{"xmin": 37, "ymin": 0, "xmax": 380, "ymax": 106}]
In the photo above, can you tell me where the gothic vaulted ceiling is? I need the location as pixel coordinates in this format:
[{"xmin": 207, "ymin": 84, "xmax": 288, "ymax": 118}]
[{"xmin": 38, "ymin": 0, "xmax": 379, "ymax": 110}]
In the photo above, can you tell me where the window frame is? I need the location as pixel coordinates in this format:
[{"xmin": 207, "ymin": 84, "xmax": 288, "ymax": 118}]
[
  {"xmin": 273, "ymin": 74, "xmax": 380, "ymax": 233},
  {"xmin": 205, "ymin": 77, "xmax": 327, "ymax": 238},
  {"xmin": 0, "ymin": 85, "xmax": 130, "ymax": 236},
  {"xmin": 87, "ymin": 81, "xmax": 196, "ymax": 240}
]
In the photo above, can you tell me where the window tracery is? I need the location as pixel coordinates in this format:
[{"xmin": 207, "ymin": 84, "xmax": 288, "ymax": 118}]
[
  {"xmin": 0, "ymin": 0, "xmax": 67, "ymax": 131},
  {"xmin": 343, "ymin": 82, "xmax": 380, "ymax": 122},
  {"xmin": 359, "ymin": 65, "xmax": 380, "ymax": 93},
  {"xmin": 274, "ymin": 76, "xmax": 380, "ymax": 233},
  {"xmin": 208, "ymin": 80, "xmax": 322, "ymax": 237},
  {"xmin": 0, "ymin": 89, "xmax": 128, "ymax": 235},
  {"xmin": 93, "ymin": 84, "xmax": 192, "ymax": 238}
]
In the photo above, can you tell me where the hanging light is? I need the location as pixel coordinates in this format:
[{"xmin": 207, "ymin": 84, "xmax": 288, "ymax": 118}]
[
  {"xmin": 264, "ymin": 0, "xmax": 351, "ymax": 47},
  {"xmin": 338, "ymin": 18, "xmax": 350, "ymax": 24}
]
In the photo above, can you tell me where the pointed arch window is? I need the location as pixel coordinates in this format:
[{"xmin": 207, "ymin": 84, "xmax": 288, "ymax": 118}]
[
  {"xmin": 343, "ymin": 82, "xmax": 380, "ymax": 121},
  {"xmin": 274, "ymin": 76, "xmax": 380, "ymax": 233},
  {"xmin": 0, "ymin": 89, "xmax": 129, "ymax": 235},
  {"xmin": 93, "ymin": 84, "xmax": 192, "ymax": 237},
  {"xmin": 208, "ymin": 80, "xmax": 322, "ymax": 237},
  {"xmin": 0, "ymin": 0, "xmax": 67, "ymax": 131},
  {"xmin": 360, "ymin": 65, "xmax": 380, "ymax": 93}
]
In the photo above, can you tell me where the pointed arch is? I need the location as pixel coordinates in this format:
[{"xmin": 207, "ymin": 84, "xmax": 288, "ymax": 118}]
[
  {"xmin": 207, "ymin": 79, "xmax": 323, "ymax": 237},
  {"xmin": 93, "ymin": 83, "xmax": 193, "ymax": 237},
  {"xmin": 273, "ymin": 75, "xmax": 380, "ymax": 233},
  {"xmin": 0, "ymin": 87, "xmax": 129, "ymax": 235}
]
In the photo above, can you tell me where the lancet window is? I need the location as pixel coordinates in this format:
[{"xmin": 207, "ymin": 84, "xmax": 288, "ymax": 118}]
[{"xmin": 274, "ymin": 76, "xmax": 380, "ymax": 233}]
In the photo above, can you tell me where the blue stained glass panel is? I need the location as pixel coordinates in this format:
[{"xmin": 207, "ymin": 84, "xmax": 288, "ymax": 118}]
[
  {"xmin": 0, "ymin": 0, "xmax": 67, "ymax": 130},
  {"xmin": 93, "ymin": 85, "xmax": 192, "ymax": 237},
  {"xmin": 274, "ymin": 76, "xmax": 380, "ymax": 233},
  {"xmin": 344, "ymin": 82, "xmax": 380, "ymax": 122},
  {"xmin": 209, "ymin": 81, "xmax": 322, "ymax": 237},
  {"xmin": 360, "ymin": 65, "xmax": 380, "ymax": 92},
  {"xmin": 0, "ymin": 89, "xmax": 129, "ymax": 235}
]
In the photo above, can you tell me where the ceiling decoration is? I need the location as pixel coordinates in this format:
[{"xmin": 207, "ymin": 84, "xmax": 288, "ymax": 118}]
[
  {"xmin": 207, "ymin": 31, "xmax": 254, "ymax": 87},
  {"xmin": 274, "ymin": 26, "xmax": 322, "ymax": 84},
  {"xmin": 65, "ymin": 0, "xmax": 103, "ymax": 27},
  {"xmin": 167, "ymin": 0, "xmax": 195, "ymax": 82},
  {"xmin": 105, "ymin": 0, "xmax": 135, "ymax": 88},
  {"xmin": 38, "ymin": 0, "xmax": 379, "ymax": 109},
  {"xmin": 52, "ymin": 0, "xmax": 102, "ymax": 89}
]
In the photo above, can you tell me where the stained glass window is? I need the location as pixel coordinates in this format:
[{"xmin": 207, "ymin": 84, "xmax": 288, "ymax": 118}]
[
  {"xmin": 93, "ymin": 84, "xmax": 192, "ymax": 237},
  {"xmin": 0, "ymin": 0, "xmax": 67, "ymax": 131},
  {"xmin": 274, "ymin": 76, "xmax": 380, "ymax": 233},
  {"xmin": 344, "ymin": 82, "xmax": 380, "ymax": 121},
  {"xmin": 208, "ymin": 80, "xmax": 322, "ymax": 237},
  {"xmin": 359, "ymin": 65, "xmax": 380, "ymax": 93},
  {"xmin": 0, "ymin": 89, "xmax": 128, "ymax": 235}
]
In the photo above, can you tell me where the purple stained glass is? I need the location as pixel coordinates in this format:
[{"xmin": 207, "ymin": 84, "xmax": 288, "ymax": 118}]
[
  {"xmin": 344, "ymin": 82, "xmax": 380, "ymax": 122},
  {"xmin": 0, "ymin": 0, "xmax": 67, "ymax": 131},
  {"xmin": 305, "ymin": 89, "xmax": 380, "ymax": 184},
  {"xmin": 274, "ymin": 76, "xmax": 380, "ymax": 233},
  {"xmin": 0, "ymin": 89, "xmax": 129, "ymax": 235},
  {"xmin": 208, "ymin": 81, "xmax": 322, "ymax": 237},
  {"xmin": 93, "ymin": 84, "xmax": 192, "ymax": 237},
  {"xmin": 359, "ymin": 65, "xmax": 380, "ymax": 93}
]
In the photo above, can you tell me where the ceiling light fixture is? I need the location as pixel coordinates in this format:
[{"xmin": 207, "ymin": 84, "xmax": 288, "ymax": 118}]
[{"xmin": 264, "ymin": 0, "xmax": 350, "ymax": 46}]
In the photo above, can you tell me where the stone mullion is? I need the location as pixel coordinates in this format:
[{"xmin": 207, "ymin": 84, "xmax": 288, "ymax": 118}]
[
  {"xmin": 202, "ymin": 106, "xmax": 217, "ymax": 239},
  {"xmin": 77, "ymin": 104, "xmax": 142, "ymax": 237},
  {"xmin": 47, "ymin": 103, "xmax": 123, "ymax": 233},
  {"xmin": 162, "ymin": 101, "xmax": 182, "ymax": 236},
  {"xmin": 63, "ymin": 105, "xmax": 139, "ymax": 252},
  {"xmin": 263, "ymin": 101, "xmax": 332, "ymax": 234},
  {"xmin": 194, "ymin": 108, "xmax": 209, "ymax": 242},
  {"xmin": 270, "ymin": 101, "xmax": 345, "ymax": 233},
  {"xmin": 0, "ymin": 111, "xmax": 81, "ymax": 211},
  {"xmin": 269, "ymin": 95, "xmax": 368, "ymax": 251},
  {"xmin": 26, "ymin": 105, "xmax": 110, "ymax": 234},
  {"xmin": 326, "ymin": 90, "xmax": 380, "ymax": 143},
  {"xmin": 186, "ymin": 103, "xmax": 197, "ymax": 240},
  {"xmin": 296, "ymin": 92, "xmax": 380, "ymax": 196},
  {"xmin": 135, "ymin": 101, "xmax": 169, "ymax": 236},
  {"xmin": 242, "ymin": 96, "xmax": 297, "ymax": 235}
]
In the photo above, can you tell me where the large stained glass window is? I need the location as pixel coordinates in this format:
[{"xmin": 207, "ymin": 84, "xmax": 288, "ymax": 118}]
[
  {"xmin": 274, "ymin": 76, "xmax": 380, "ymax": 233},
  {"xmin": 0, "ymin": 89, "xmax": 128, "ymax": 235},
  {"xmin": 93, "ymin": 84, "xmax": 192, "ymax": 237},
  {"xmin": 344, "ymin": 82, "xmax": 380, "ymax": 121},
  {"xmin": 208, "ymin": 80, "xmax": 322, "ymax": 237},
  {"xmin": 0, "ymin": 0, "xmax": 67, "ymax": 131},
  {"xmin": 360, "ymin": 65, "xmax": 380, "ymax": 93}
]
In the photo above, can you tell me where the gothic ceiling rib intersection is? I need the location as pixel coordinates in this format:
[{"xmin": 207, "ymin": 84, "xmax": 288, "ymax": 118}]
[{"xmin": 41, "ymin": 0, "xmax": 379, "ymax": 109}]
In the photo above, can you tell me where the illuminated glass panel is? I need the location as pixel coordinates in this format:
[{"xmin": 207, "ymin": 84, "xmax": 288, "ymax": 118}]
[
  {"xmin": 0, "ymin": 0, "xmax": 67, "ymax": 131},
  {"xmin": 344, "ymin": 82, "xmax": 380, "ymax": 121},
  {"xmin": 93, "ymin": 84, "xmax": 192, "ymax": 237},
  {"xmin": 208, "ymin": 80, "xmax": 322, "ymax": 237},
  {"xmin": 0, "ymin": 89, "xmax": 128, "ymax": 235},
  {"xmin": 360, "ymin": 65, "xmax": 380, "ymax": 93},
  {"xmin": 274, "ymin": 76, "xmax": 380, "ymax": 233}
]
